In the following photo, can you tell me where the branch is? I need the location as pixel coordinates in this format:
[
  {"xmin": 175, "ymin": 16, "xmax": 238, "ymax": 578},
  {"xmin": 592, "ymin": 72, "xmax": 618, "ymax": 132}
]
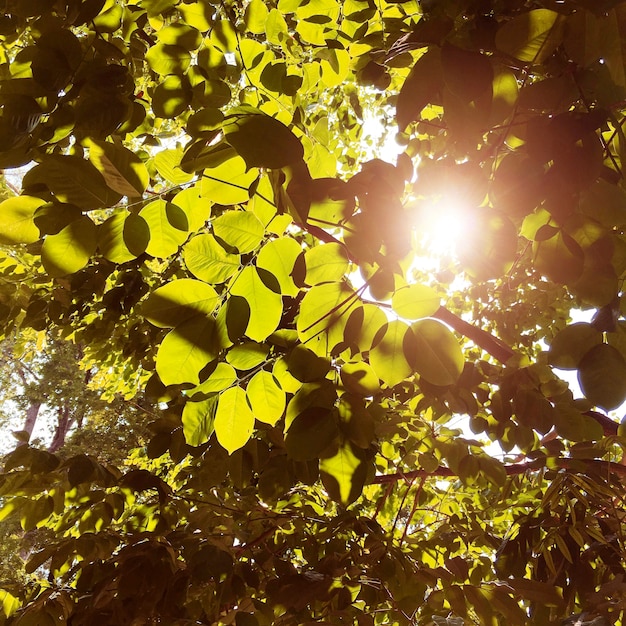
[
  {"xmin": 372, "ymin": 458, "xmax": 626, "ymax": 484},
  {"xmin": 585, "ymin": 410, "xmax": 618, "ymax": 436},
  {"xmin": 433, "ymin": 306, "xmax": 516, "ymax": 364}
]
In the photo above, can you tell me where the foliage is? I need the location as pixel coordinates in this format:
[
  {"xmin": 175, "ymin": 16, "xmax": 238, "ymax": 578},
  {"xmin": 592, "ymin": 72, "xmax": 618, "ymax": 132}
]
[{"xmin": 1, "ymin": 0, "xmax": 626, "ymax": 624}]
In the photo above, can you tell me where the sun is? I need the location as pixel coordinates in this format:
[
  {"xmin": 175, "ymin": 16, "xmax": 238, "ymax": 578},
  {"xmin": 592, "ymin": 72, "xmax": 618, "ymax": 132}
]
[{"xmin": 409, "ymin": 190, "xmax": 475, "ymax": 270}]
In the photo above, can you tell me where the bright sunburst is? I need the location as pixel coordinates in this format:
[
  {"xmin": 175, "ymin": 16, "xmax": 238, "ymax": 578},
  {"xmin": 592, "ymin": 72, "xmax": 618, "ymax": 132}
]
[{"xmin": 409, "ymin": 189, "xmax": 475, "ymax": 273}]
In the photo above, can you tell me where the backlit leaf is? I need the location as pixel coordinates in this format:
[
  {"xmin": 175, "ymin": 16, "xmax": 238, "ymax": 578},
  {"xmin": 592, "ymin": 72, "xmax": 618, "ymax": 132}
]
[
  {"xmin": 0, "ymin": 196, "xmax": 44, "ymax": 244},
  {"xmin": 369, "ymin": 320, "xmax": 414, "ymax": 387},
  {"xmin": 230, "ymin": 266, "xmax": 282, "ymax": 341},
  {"xmin": 548, "ymin": 323, "xmax": 602, "ymax": 370},
  {"xmin": 226, "ymin": 342, "xmax": 269, "ymax": 370},
  {"xmin": 28, "ymin": 155, "xmax": 122, "ymax": 210},
  {"xmin": 172, "ymin": 185, "xmax": 212, "ymax": 232},
  {"xmin": 285, "ymin": 406, "xmax": 338, "ymax": 461},
  {"xmin": 184, "ymin": 233, "xmax": 240, "ymax": 283},
  {"xmin": 340, "ymin": 361, "xmax": 380, "ymax": 396},
  {"xmin": 256, "ymin": 237, "xmax": 302, "ymax": 296},
  {"xmin": 247, "ymin": 370, "xmax": 286, "ymax": 425},
  {"xmin": 41, "ymin": 216, "xmax": 97, "ymax": 277},
  {"xmin": 391, "ymin": 284, "xmax": 440, "ymax": 320},
  {"xmin": 495, "ymin": 9, "xmax": 563, "ymax": 64},
  {"xmin": 304, "ymin": 242, "xmax": 349, "ymax": 285},
  {"xmin": 182, "ymin": 396, "xmax": 218, "ymax": 446},
  {"xmin": 578, "ymin": 343, "xmax": 626, "ymax": 410},
  {"xmin": 396, "ymin": 48, "xmax": 443, "ymax": 129},
  {"xmin": 200, "ymin": 155, "xmax": 258, "ymax": 205},
  {"xmin": 87, "ymin": 139, "xmax": 149, "ymax": 197},
  {"xmin": 98, "ymin": 212, "xmax": 150, "ymax": 263},
  {"xmin": 140, "ymin": 200, "xmax": 189, "ymax": 258},
  {"xmin": 212, "ymin": 210, "xmax": 264, "ymax": 253},
  {"xmin": 410, "ymin": 319, "xmax": 464, "ymax": 386},
  {"xmin": 185, "ymin": 362, "xmax": 237, "ymax": 399},
  {"xmin": 143, "ymin": 279, "xmax": 220, "ymax": 328},
  {"xmin": 320, "ymin": 440, "xmax": 369, "ymax": 505},
  {"xmin": 156, "ymin": 315, "xmax": 221, "ymax": 386},
  {"xmin": 214, "ymin": 386, "xmax": 255, "ymax": 454},
  {"xmin": 225, "ymin": 112, "xmax": 305, "ymax": 169},
  {"xmin": 145, "ymin": 42, "xmax": 191, "ymax": 75},
  {"xmin": 154, "ymin": 148, "xmax": 195, "ymax": 185},
  {"xmin": 297, "ymin": 281, "xmax": 359, "ymax": 355}
]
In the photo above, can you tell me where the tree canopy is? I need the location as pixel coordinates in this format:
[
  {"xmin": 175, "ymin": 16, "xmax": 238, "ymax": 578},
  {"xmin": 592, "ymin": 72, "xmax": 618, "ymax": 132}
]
[{"xmin": 2, "ymin": 0, "xmax": 626, "ymax": 623}]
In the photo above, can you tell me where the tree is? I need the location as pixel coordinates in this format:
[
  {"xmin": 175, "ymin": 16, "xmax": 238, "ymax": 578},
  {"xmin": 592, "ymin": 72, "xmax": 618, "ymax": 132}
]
[{"xmin": 1, "ymin": 0, "xmax": 626, "ymax": 623}]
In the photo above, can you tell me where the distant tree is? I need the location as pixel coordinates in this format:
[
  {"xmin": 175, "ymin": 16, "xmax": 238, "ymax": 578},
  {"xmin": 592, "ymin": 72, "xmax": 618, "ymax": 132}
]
[{"xmin": 1, "ymin": 0, "xmax": 626, "ymax": 624}]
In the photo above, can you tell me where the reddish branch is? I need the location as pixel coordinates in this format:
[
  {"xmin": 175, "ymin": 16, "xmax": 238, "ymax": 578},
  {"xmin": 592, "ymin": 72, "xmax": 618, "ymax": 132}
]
[
  {"xmin": 433, "ymin": 306, "xmax": 516, "ymax": 363},
  {"xmin": 373, "ymin": 458, "xmax": 626, "ymax": 484}
]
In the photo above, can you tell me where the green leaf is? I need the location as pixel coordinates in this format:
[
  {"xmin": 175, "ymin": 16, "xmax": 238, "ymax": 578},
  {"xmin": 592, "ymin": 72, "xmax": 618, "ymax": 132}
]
[
  {"xmin": 304, "ymin": 242, "xmax": 349, "ymax": 285},
  {"xmin": 87, "ymin": 139, "xmax": 149, "ymax": 197},
  {"xmin": 226, "ymin": 342, "xmax": 269, "ymax": 370},
  {"xmin": 391, "ymin": 284, "xmax": 440, "ymax": 320},
  {"xmin": 154, "ymin": 148, "xmax": 195, "ymax": 185},
  {"xmin": 145, "ymin": 42, "xmax": 191, "ymax": 75},
  {"xmin": 340, "ymin": 361, "xmax": 380, "ymax": 396},
  {"xmin": 139, "ymin": 199, "xmax": 189, "ymax": 258},
  {"xmin": 172, "ymin": 185, "xmax": 212, "ymax": 232},
  {"xmin": 344, "ymin": 303, "xmax": 389, "ymax": 353},
  {"xmin": 247, "ymin": 370, "xmax": 286, "ymax": 425},
  {"xmin": 578, "ymin": 343, "xmax": 626, "ymax": 411},
  {"xmin": 285, "ymin": 406, "xmax": 338, "ymax": 461},
  {"xmin": 256, "ymin": 237, "xmax": 302, "ymax": 297},
  {"xmin": 41, "ymin": 216, "xmax": 97, "ymax": 277},
  {"xmin": 0, "ymin": 196, "xmax": 44, "ymax": 244},
  {"xmin": 156, "ymin": 315, "xmax": 221, "ymax": 386},
  {"xmin": 337, "ymin": 394, "xmax": 375, "ymax": 448},
  {"xmin": 212, "ymin": 210, "xmax": 265, "ymax": 253},
  {"xmin": 143, "ymin": 279, "xmax": 220, "ymax": 328},
  {"xmin": 214, "ymin": 386, "xmax": 255, "ymax": 454},
  {"xmin": 230, "ymin": 266, "xmax": 282, "ymax": 341},
  {"xmin": 553, "ymin": 404, "xmax": 603, "ymax": 442},
  {"xmin": 153, "ymin": 74, "xmax": 192, "ymax": 119},
  {"xmin": 369, "ymin": 320, "xmax": 414, "ymax": 387},
  {"xmin": 225, "ymin": 112, "xmax": 305, "ymax": 169},
  {"xmin": 178, "ymin": 1, "xmax": 213, "ymax": 30},
  {"xmin": 532, "ymin": 230, "xmax": 584, "ymax": 285},
  {"xmin": 98, "ymin": 211, "xmax": 150, "ymax": 263},
  {"xmin": 548, "ymin": 322, "xmax": 602, "ymax": 370},
  {"xmin": 266, "ymin": 8, "xmax": 289, "ymax": 45},
  {"xmin": 157, "ymin": 23, "xmax": 202, "ymax": 50},
  {"xmin": 0, "ymin": 590, "xmax": 19, "ymax": 619},
  {"xmin": 200, "ymin": 155, "xmax": 258, "ymax": 205},
  {"xmin": 495, "ymin": 9, "xmax": 564, "ymax": 64},
  {"xmin": 185, "ymin": 362, "xmax": 237, "ymax": 399},
  {"xmin": 318, "ymin": 48, "xmax": 350, "ymax": 88},
  {"xmin": 441, "ymin": 44, "xmax": 493, "ymax": 102},
  {"xmin": 244, "ymin": 0, "xmax": 270, "ymax": 34},
  {"xmin": 320, "ymin": 440, "xmax": 369, "ymax": 505},
  {"xmin": 29, "ymin": 155, "xmax": 122, "ymax": 210},
  {"xmin": 297, "ymin": 281, "xmax": 359, "ymax": 355},
  {"xmin": 184, "ymin": 233, "xmax": 240, "ymax": 283},
  {"xmin": 410, "ymin": 319, "xmax": 464, "ymax": 386},
  {"xmin": 182, "ymin": 395, "xmax": 218, "ymax": 446},
  {"xmin": 396, "ymin": 48, "xmax": 443, "ymax": 130}
]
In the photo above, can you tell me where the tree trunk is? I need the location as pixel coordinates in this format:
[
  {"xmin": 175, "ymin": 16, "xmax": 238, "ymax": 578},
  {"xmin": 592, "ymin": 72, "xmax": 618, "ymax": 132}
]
[
  {"xmin": 19, "ymin": 401, "xmax": 41, "ymax": 445},
  {"xmin": 48, "ymin": 404, "xmax": 72, "ymax": 453}
]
